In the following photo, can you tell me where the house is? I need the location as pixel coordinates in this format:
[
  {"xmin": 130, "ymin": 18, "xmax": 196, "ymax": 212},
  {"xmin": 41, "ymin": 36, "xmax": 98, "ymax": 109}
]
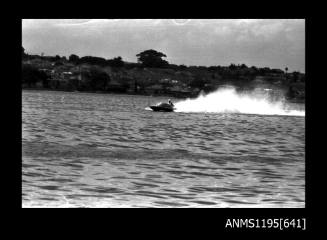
[{"xmin": 61, "ymin": 72, "xmax": 73, "ymax": 80}]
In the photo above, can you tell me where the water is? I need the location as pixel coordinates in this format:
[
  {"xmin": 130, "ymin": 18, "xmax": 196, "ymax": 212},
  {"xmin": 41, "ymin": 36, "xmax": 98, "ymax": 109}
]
[
  {"xmin": 174, "ymin": 87, "xmax": 305, "ymax": 116},
  {"xmin": 22, "ymin": 90, "xmax": 305, "ymax": 208}
]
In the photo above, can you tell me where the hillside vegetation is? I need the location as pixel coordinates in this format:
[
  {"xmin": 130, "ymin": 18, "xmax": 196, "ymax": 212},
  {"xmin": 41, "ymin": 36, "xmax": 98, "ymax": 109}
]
[{"xmin": 22, "ymin": 48, "xmax": 305, "ymax": 100}]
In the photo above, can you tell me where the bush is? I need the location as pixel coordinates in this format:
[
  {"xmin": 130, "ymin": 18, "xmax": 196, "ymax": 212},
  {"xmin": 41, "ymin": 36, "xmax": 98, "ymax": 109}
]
[
  {"xmin": 189, "ymin": 77, "xmax": 208, "ymax": 89},
  {"xmin": 22, "ymin": 64, "xmax": 48, "ymax": 87},
  {"xmin": 107, "ymin": 56, "xmax": 124, "ymax": 68},
  {"xmin": 79, "ymin": 56, "xmax": 107, "ymax": 66},
  {"xmin": 69, "ymin": 54, "xmax": 80, "ymax": 63},
  {"xmin": 83, "ymin": 67, "xmax": 111, "ymax": 91}
]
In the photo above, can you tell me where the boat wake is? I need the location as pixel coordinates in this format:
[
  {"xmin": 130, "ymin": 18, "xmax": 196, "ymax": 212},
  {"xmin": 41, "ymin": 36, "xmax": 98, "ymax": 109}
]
[{"xmin": 174, "ymin": 86, "xmax": 305, "ymax": 116}]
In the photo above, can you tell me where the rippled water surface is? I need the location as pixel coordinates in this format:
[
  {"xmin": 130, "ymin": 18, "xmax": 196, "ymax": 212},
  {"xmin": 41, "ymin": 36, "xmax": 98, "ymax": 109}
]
[{"xmin": 22, "ymin": 90, "xmax": 305, "ymax": 207}]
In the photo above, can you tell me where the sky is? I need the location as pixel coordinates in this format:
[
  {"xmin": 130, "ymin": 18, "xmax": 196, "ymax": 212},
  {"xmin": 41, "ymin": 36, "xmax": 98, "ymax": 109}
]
[{"xmin": 22, "ymin": 19, "xmax": 305, "ymax": 73}]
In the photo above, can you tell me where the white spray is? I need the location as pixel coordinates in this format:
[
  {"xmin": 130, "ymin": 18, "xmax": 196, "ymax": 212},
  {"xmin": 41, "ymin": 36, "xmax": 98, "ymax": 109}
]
[{"xmin": 174, "ymin": 86, "xmax": 305, "ymax": 116}]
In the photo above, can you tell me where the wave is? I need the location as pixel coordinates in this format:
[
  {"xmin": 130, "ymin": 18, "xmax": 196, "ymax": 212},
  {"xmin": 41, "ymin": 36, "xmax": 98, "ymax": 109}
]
[{"xmin": 174, "ymin": 86, "xmax": 305, "ymax": 116}]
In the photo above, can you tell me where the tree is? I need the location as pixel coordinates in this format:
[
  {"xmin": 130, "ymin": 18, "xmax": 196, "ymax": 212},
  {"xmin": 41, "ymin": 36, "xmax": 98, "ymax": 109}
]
[
  {"xmin": 54, "ymin": 61, "xmax": 63, "ymax": 66},
  {"xmin": 292, "ymin": 71, "xmax": 300, "ymax": 82},
  {"xmin": 107, "ymin": 56, "xmax": 124, "ymax": 68},
  {"xmin": 124, "ymin": 62, "xmax": 142, "ymax": 69},
  {"xmin": 229, "ymin": 63, "xmax": 237, "ymax": 70},
  {"xmin": 22, "ymin": 46, "xmax": 27, "ymax": 59},
  {"xmin": 179, "ymin": 64, "xmax": 187, "ymax": 70},
  {"xmin": 208, "ymin": 66, "xmax": 218, "ymax": 71},
  {"xmin": 189, "ymin": 76, "xmax": 208, "ymax": 89},
  {"xmin": 22, "ymin": 64, "xmax": 48, "ymax": 87},
  {"xmin": 136, "ymin": 49, "xmax": 169, "ymax": 68},
  {"xmin": 167, "ymin": 63, "xmax": 179, "ymax": 70},
  {"xmin": 79, "ymin": 56, "xmax": 107, "ymax": 66},
  {"xmin": 69, "ymin": 54, "xmax": 80, "ymax": 63},
  {"xmin": 55, "ymin": 55, "xmax": 61, "ymax": 61},
  {"xmin": 240, "ymin": 63, "xmax": 248, "ymax": 69},
  {"xmin": 83, "ymin": 67, "xmax": 110, "ymax": 91}
]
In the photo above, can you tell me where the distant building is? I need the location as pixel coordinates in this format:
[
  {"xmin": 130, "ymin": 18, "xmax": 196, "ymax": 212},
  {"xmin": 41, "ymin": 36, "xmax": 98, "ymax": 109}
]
[{"xmin": 62, "ymin": 71, "xmax": 73, "ymax": 80}]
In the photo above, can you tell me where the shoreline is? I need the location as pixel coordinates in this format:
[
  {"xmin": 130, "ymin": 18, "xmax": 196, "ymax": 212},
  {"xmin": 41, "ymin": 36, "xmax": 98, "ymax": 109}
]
[
  {"xmin": 22, "ymin": 87, "xmax": 305, "ymax": 103},
  {"xmin": 21, "ymin": 87, "xmax": 196, "ymax": 99}
]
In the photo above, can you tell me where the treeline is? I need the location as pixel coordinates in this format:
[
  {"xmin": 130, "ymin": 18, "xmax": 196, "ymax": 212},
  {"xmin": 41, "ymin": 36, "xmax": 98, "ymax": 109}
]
[
  {"xmin": 68, "ymin": 54, "xmax": 125, "ymax": 68},
  {"xmin": 22, "ymin": 64, "xmax": 49, "ymax": 88},
  {"xmin": 22, "ymin": 64, "xmax": 112, "ymax": 92},
  {"xmin": 23, "ymin": 50, "xmax": 125, "ymax": 69},
  {"xmin": 22, "ymin": 47, "xmax": 304, "ymax": 79},
  {"xmin": 22, "ymin": 47, "xmax": 305, "ymax": 98}
]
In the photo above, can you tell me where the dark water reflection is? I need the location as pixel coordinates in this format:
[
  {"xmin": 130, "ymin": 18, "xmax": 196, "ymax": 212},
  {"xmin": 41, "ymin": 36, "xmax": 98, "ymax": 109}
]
[{"xmin": 22, "ymin": 90, "xmax": 305, "ymax": 207}]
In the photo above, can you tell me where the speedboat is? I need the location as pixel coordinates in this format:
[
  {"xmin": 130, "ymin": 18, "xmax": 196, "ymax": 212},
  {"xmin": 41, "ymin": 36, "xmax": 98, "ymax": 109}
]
[{"xmin": 149, "ymin": 102, "xmax": 175, "ymax": 112}]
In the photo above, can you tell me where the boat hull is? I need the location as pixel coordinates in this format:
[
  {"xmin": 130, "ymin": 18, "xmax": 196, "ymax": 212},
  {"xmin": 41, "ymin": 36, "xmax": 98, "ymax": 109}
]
[{"xmin": 149, "ymin": 106, "xmax": 174, "ymax": 112}]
